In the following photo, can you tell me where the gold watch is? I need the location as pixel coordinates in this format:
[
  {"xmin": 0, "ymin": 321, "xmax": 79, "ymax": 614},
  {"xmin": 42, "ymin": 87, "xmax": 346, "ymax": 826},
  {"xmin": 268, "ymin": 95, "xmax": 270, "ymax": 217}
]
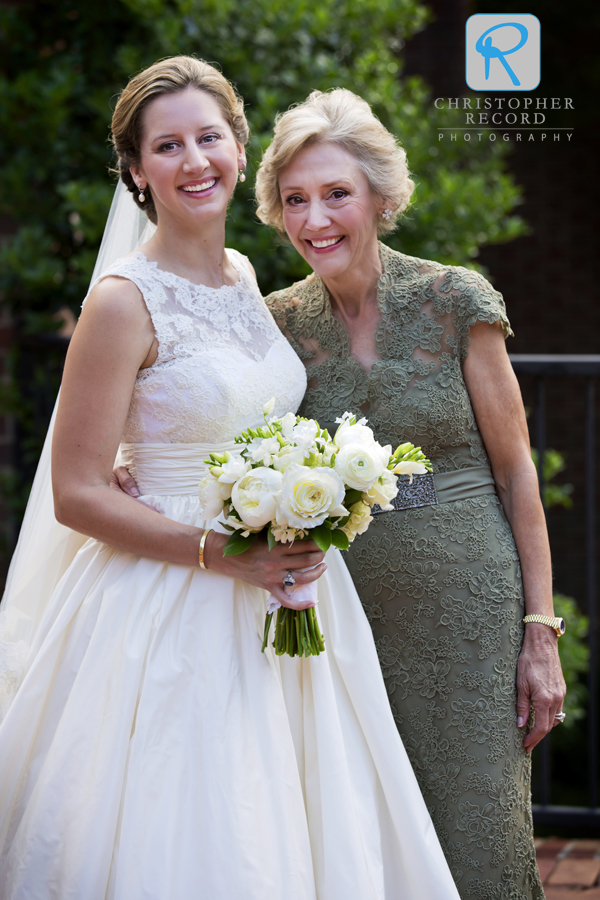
[{"xmin": 523, "ymin": 614, "xmax": 566, "ymax": 636}]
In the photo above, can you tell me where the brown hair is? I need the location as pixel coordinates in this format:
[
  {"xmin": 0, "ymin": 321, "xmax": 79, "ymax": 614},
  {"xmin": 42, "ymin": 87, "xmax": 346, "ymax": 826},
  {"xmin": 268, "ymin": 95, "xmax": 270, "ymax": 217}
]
[
  {"xmin": 255, "ymin": 89, "xmax": 414, "ymax": 238},
  {"xmin": 111, "ymin": 56, "xmax": 249, "ymax": 224}
]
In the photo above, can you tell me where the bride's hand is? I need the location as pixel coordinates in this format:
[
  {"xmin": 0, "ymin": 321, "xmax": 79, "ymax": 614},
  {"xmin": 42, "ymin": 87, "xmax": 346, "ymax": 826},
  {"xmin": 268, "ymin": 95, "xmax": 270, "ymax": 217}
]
[{"xmin": 205, "ymin": 532, "xmax": 326, "ymax": 610}]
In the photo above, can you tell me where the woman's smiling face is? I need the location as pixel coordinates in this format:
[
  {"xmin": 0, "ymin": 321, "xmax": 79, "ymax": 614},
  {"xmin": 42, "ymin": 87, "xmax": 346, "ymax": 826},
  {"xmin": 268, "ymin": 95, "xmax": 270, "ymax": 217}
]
[
  {"xmin": 279, "ymin": 142, "xmax": 381, "ymax": 281},
  {"xmin": 131, "ymin": 86, "xmax": 245, "ymax": 227}
]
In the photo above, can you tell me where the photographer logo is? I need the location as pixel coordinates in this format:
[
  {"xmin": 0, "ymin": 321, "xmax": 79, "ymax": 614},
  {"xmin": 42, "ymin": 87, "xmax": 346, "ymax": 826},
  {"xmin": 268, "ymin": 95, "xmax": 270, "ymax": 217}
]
[{"xmin": 466, "ymin": 14, "xmax": 540, "ymax": 91}]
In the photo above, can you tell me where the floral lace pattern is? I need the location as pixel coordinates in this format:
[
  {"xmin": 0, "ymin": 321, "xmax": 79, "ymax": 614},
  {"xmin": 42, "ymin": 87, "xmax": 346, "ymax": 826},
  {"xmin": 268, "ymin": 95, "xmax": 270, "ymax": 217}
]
[
  {"xmin": 265, "ymin": 244, "xmax": 543, "ymax": 900},
  {"xmin": 92, "ymin": 250, "xmax": 307, "ymax": 444}
]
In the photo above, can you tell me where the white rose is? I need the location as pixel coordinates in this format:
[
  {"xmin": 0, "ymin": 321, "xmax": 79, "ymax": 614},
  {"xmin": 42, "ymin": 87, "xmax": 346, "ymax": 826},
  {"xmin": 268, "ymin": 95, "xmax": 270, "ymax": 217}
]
[
  {"xmin": 334, "ymin": 441, "xmax": 389, "ymax": 491},
  {"xmin": 278, "ymin": 464, "xmax": 347, "ymax": 529},
  {"xmin": 365, "ymin": 469, "xmax": 398, "ymax": 511},
  {"xmin": 334, "ymin": 419, "xmax": 376, "ymax": 449},
  {"xmin": 231, "ymin": 467, "xmax": 283, "ymax": 529},
  {"xmin": 341, "ymin": 499, "xmax": 373, "ymax": 540},
  {"xmin": 290, "ymin": 420, "xmax": 318, "ymax": 453},
  {"xmin": 198, "ymin": 476, "xmax": 227, "ymax": 519},
  {"xmin": 393, "ymin": 460, "xmax": 428, "ymax": 483}
]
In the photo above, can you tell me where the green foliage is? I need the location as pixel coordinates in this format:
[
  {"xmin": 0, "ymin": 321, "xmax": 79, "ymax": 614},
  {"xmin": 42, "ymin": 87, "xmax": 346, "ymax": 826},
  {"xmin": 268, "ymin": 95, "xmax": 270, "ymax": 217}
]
[
  {"xmin": 531, "ymin": 448, "xmax": 574, "ymax": 509},
  {"xmin": 0, "ymin": 0, "xmax": 527, "ymax": 527},
  {"xmin": 553, "ymin": 594, "xmax": 589, "ymax": 726},
  {"xmin": 0, "ymin": 0, "xmax": 526, "ymax": 320}
]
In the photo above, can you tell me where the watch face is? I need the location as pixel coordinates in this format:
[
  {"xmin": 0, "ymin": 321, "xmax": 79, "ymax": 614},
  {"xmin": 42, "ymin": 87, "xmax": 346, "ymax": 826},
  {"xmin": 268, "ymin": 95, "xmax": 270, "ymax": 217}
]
[{"xmin": 558, "ymin": 618, "xmax": 566, "ymax": 635}]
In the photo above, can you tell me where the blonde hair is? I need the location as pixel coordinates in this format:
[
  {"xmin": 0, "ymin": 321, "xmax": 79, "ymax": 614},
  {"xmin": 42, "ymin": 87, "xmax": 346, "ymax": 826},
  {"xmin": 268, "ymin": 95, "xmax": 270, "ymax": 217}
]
[
  {"xmin": 255, "ymin": 89, "xmax": 414, "ymax": 238},
  {"xmin": 111, "ymin": 56, "xmax": 249, "ymax": 224}
]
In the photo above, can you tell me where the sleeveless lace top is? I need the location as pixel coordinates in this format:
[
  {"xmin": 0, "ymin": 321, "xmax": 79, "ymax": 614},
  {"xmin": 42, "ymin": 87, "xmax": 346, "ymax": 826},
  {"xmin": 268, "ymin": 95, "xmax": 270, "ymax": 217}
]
[{"xmin": 92, "ymin": 250, "xmax": 307, "ymax": 443}]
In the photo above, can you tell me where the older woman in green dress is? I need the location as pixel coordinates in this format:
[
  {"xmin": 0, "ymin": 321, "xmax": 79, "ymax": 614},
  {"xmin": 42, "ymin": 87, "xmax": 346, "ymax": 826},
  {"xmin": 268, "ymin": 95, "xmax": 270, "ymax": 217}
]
[{"xmin": 255, "ymin": 89, "xmax": 566, "ymax": 899}]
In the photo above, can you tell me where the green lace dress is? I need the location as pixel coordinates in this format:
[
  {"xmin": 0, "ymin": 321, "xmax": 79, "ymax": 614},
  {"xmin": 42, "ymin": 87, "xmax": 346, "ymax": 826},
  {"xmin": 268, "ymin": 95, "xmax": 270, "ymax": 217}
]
[{"xmin": 266, "ymin": 243, "xmax": 544, "ymax": 900}]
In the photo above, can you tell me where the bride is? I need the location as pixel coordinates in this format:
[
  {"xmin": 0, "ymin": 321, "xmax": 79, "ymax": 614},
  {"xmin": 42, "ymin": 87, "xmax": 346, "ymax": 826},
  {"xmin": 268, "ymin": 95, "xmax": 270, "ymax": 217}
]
[{"xmin": 0, "ymin": 56, "xmax": 460, "ymax": 899}]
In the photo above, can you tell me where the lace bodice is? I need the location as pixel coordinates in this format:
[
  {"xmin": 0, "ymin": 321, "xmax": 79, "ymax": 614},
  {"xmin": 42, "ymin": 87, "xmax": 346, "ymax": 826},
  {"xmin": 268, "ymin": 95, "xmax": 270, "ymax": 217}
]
[
  {"xmin": 93, "ymin": 250, "xmax": 307, "ymax": 443},
  {"xmin": 266, "ymin": 243, "xmax": 512, "ymax": 474}
]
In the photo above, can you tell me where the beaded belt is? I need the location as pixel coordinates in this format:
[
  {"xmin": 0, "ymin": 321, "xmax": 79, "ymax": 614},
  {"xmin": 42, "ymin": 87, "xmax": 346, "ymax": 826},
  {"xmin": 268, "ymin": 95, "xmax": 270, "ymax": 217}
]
[{"xmin": 372, "ymin": 465, "xmax": 497, "ymax": 514}]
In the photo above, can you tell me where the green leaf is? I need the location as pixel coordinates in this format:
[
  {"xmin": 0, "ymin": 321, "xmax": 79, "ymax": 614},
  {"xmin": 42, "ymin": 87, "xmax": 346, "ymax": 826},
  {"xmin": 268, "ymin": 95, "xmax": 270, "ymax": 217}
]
[
  {"xmin": 222, "ymin": 530, "xmax": 256, "ymax": 556},
  {"xmin": 310, "ymin": 524, "xmax": 332, "ymax": 552},
  {"xmin": 344, "ymin": 488, "xmax": 364, "ymax": 506},
  {"xmin": 330, "ymin": 529, "xmax": 350, "ymax": 550},
  {"xmin": 267, "ymin": 528, "xmax": 277, "ymax": 551}
]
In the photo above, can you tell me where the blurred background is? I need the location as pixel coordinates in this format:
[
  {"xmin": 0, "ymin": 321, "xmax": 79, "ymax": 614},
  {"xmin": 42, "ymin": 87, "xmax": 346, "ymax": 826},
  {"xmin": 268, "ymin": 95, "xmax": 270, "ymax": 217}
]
[{"xmin": 0, "ymin": 0, "xmax": 598, "ymax": 834}]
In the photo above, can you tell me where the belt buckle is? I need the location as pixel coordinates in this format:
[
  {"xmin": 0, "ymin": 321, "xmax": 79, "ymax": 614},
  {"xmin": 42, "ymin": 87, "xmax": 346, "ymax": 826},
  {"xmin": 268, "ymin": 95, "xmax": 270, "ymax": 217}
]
[{"xmin": 372, "ymin": 472, "xmax": 438, "ymax": 515}]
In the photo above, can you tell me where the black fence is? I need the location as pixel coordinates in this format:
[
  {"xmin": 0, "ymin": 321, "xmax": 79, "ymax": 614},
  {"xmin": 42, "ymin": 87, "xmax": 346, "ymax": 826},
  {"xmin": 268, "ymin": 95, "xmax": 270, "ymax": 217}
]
[{"xmin": 511, "ymin": 355, "xmax": 600, "ymax": 829}]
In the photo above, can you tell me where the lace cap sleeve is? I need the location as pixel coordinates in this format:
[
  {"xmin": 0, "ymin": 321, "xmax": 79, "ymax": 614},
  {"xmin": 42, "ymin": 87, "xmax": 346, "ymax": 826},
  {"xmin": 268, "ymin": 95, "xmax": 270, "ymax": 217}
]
[
  {"xmin": 265, "ymin": 274, "xmax": 322, "ymax": 358},
  {"xmin": 433, "ymin": 266, "xmax": 513, "ymax": 360}
]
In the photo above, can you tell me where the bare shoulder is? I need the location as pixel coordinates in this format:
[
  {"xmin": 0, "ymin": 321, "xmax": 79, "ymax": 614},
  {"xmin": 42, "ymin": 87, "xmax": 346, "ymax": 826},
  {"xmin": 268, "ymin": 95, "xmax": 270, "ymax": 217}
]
[{"xmin": 81, "ymin": 275, "xmax": 150, "ymax": 328}]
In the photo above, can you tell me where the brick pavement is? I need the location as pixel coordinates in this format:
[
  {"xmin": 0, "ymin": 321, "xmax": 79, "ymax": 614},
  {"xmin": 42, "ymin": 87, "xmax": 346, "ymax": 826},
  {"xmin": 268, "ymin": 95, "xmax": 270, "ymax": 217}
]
[{"xmin": 536, "ymin": 838, "xmax": 600, "ymax": 898}]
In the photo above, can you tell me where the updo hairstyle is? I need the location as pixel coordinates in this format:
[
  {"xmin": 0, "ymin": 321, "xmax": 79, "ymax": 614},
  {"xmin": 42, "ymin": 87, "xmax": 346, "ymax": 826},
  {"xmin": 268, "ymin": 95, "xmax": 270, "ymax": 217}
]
[
  {"xmin": 255, "ymin": 88, "xmax": 414, "ymax": 237},
  {"xmin": 111, "ymin": 56, "xmax": 249, "ymax": 224}
]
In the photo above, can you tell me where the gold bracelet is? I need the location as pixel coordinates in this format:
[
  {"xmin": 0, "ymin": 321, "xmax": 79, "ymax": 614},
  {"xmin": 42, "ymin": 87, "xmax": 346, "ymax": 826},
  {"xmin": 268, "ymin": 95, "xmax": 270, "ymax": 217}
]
[{"xmin": 199, "ymin": 528, "xmax": 213, "ymax": 570}]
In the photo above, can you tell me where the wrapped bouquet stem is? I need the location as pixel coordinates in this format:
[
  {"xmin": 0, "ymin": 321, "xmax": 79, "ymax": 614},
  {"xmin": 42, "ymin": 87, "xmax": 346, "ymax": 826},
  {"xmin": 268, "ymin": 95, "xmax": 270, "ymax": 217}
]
[{"xmin": 198, "ymin": 400, "xmax": 431, "ymax": 658}]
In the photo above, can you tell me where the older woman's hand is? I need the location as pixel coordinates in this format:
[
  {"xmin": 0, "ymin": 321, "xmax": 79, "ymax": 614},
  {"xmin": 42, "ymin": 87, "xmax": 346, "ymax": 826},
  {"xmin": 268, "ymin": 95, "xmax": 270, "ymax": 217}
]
[{"xmin": 517, "ymin": 623, "xmax": 567, "ymax": 752}]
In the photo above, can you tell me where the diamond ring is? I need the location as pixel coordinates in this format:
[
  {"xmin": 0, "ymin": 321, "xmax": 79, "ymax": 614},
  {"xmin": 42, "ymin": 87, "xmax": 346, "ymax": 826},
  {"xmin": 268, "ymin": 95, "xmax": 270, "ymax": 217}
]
[
  {"xmin": 554, "ymin": 711, "xmax": 566, "ymax": 723},
  {"xmin": 283, "ymin": 571, "xmax": 296, "ymax": 588}
]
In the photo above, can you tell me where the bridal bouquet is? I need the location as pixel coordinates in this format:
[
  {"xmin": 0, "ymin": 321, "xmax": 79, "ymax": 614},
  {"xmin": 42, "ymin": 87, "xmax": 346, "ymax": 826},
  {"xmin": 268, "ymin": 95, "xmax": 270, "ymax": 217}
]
[{"xmin": 198, "ymin": 400, "xmax": 431, "ymax": 658}]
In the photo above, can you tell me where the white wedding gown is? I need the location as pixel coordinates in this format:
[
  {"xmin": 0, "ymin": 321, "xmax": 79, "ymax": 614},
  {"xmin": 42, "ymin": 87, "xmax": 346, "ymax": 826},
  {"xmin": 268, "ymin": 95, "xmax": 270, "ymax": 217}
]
[{"xmin": 0, "ymin": 250, "xmax": 460, "ymax": 900}]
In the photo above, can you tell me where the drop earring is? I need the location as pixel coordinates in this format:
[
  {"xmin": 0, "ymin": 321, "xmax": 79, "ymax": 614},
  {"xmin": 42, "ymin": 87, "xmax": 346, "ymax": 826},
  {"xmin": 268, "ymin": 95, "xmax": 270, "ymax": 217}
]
[
  {"xmin": 138, "ymin": 184, "xmax": 146, "ymax": 203},
  {"xmin": 238, "ymin": 168, "xmax": 246, "ymax": 183}
]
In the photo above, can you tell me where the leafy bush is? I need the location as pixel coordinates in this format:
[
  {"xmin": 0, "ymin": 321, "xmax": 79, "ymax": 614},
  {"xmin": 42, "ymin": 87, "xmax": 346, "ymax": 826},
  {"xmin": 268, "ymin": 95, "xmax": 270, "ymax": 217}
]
[{"xmin": 0, "ymin": 0, "xmax": 526, "ymax": 528}]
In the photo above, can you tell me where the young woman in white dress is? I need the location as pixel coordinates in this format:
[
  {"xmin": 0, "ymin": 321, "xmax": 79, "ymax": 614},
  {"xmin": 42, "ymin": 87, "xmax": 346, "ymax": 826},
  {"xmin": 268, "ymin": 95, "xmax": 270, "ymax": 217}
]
[{"xmin": 0, "ymin": 57, "xmax": 460, "ymax": 900}]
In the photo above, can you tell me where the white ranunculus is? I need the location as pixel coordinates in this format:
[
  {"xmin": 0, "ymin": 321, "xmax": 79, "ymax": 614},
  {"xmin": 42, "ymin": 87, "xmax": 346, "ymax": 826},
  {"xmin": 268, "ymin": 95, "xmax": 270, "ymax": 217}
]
[
  {"xmin": 334, "ymin": 441, "xmax": 389, "ymax": 491},
  {"xmin": 198, "ymin": 476, "xmax": 227, "ymax": 519},
  {"xmin": 280, "ymin": 412, "xmax": 297, "ymax": 438},
  {"xmin": 231, "ymin": 467, "xmax": 283, "ymax": 529},
  {"xmin": 333, "ymin": 419, "xmax": 376, "ymax": 449},
  {"xmin": 249, "ymin": 436, "xmax": 280, "ymax": 466},
  {"xmin": 365, "ymin": 469, "xmax": 398, "ymax": 510},
  {"xmin": 393, "ymin": 460, "xmax": 428, "ymax": 483},
  {"xmin": 342, "ymin": 499, "xmax": 373, "ymax": 540},
  {"xmin": 278, "ymin": 464, "xmax": 347, "ymax": 529},
  {"xmin": 290, "ymin": 420, "xmax": 319, "ymax": 453}
]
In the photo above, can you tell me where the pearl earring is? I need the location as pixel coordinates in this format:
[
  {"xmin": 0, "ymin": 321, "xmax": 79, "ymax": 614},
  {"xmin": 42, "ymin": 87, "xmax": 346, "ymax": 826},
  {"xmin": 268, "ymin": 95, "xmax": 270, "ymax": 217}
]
[
  {"xmin": 138, "ymin": 185, "xmax": 146, "ymax": 203},
  {"xmin": 238, "ymin": 168, "xmax": 246, "ymax": 183},
  {"xmin": 382, "ymin": 208, "xmax": 393, "ymax": 220}
]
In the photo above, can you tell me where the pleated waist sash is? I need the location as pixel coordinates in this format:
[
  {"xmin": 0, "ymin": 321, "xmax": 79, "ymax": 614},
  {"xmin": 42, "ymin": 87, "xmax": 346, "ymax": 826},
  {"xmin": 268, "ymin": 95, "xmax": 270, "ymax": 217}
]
[
  {"xmin": 119, "ymin": 441, "xmax": 240, "ymax": 496},
  {"xmin": 120, "ymin": 442, "xmax": 496, "ymax": 510}
]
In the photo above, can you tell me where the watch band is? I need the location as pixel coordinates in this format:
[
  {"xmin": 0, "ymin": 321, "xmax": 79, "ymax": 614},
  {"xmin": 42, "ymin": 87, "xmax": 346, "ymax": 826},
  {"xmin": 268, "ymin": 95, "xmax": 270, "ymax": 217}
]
[{"xmin": 523, "ymin": 614, "xmax": 566, "ymax": 636}]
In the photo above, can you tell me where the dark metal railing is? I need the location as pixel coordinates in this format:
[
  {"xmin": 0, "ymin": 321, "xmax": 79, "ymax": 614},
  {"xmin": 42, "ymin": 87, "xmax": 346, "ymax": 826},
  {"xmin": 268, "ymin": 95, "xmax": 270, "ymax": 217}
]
[{"xmin": 510, "ymin": 355, "xmax": 600, "ymax": 828}]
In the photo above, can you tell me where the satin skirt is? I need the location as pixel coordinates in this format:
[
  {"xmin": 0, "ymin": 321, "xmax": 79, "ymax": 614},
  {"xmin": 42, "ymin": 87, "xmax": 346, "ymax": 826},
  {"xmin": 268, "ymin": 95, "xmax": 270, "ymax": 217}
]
[{"xmin": 0, "ymin": 443, "xmax": 459, "ymax": 900}]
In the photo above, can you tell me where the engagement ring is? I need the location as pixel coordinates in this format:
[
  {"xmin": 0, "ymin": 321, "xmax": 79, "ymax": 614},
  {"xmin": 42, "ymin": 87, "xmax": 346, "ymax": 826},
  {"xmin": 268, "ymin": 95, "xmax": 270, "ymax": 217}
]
[{"xmin": 283, "ymin": 571, "xmax": 296, "ymax": 588}]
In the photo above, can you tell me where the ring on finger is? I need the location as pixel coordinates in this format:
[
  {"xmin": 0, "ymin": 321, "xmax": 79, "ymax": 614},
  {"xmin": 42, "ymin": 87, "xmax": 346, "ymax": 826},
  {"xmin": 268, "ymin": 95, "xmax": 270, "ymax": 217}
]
[
  {"xmin": 282, "ymin": 570, "xmax": 296, "ymax": 588},
  {"xmin": 554, "ymin": 711, "xmax": 566, "ymax": 723}
]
